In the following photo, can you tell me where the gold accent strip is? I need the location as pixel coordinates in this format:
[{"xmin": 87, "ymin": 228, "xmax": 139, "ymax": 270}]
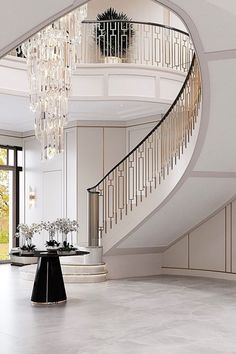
[
  {"xmin": 231, "ymin": 202, "xmax": 233, "ymax": 272},
  {"xmin": 102, "ymin": 127, "xmax": 105, "ymax": 177},
  {"xmin": 187, "ymin": 234, "xmax": 190, "ymax": 269},
  {"xmin": 225, "ymin": 207, "xmax": 227, "ymax": 272},
  {"xmin": 31, "ymin": 299, "xmax": 67, "ymax": 306},
  {"xmin": 162, "ymin": 266, "xmax": 235, "ymax": 274}
]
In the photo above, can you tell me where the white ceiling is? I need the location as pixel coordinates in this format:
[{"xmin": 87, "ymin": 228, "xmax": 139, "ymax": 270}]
[
  {"xmin": 0, "ymin": 94, "xmax": 169, "ymax": 132},
  {"xmin": 0, "ymin": 0, "xmax": 75, "ymax": 57}
]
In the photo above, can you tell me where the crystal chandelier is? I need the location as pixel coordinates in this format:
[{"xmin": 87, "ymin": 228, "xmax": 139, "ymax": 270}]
[{"xmin": 22, "ymin": 5, "xmax": 87, "ymax": 160}]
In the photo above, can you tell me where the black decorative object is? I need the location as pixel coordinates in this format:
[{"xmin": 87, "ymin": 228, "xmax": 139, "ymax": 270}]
[
  {"xmin": 31, "ymin": 255, "xmax": 66, "ymax": 304},
  {"xmin": 28, "ymin": 250, "xmax": 89, "ymax": 304},
  {"xmin": 16, "ymin": 46, "xmax": 25, "ymax": 58},
  {"xmin": 45, "ymin": 240, "xmax": 60, "ymax": 253},
  {"xmin": 20, "ymin": 243, "xmax": 36, "ymax": 255},
  {"xmin": 95, "ymin": 8, "xmax": 134, "ymax": 59},
  {"xmin": 60, "ymin": 240, "xmax": 77, "ymax": 251}
]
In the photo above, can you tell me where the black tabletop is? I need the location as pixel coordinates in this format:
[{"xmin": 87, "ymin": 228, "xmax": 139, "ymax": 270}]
[{"xmin": 11, "ymin": 250, "xmax": 90, "ymax": 258}]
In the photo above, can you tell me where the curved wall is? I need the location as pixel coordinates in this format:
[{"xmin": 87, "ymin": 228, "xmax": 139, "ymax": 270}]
[
  {"xmin": 87, "ymin": 0, "xmax": 187, "ymax": 32},
  {"xmin": 0, "ymin": 57, "xmax": 185, "ymax": 102},
  {"xmin": 0, "ymin": 56, "xmax": 185, "ymax": 130}
]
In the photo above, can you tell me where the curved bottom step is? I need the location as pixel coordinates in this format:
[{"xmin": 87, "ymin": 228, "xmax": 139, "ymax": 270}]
[
  {"xmin": 64, "ymin": 273, "xmax": 107, "ymax": 283},
  {"xmin": 20, "ymin": 264, "xmax": 107, "ymax": 283}
]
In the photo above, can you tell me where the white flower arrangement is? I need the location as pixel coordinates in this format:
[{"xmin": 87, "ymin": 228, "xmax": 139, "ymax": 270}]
[
  {"xmin": 54, "ymin": 218, "xmax": 79, "ymax": 235},
  {"xmin": 16, "ymin": 223, "xmax": 42, "ymax": 239},
  {"xmin": 15, "ymin": 219, "xmax": 79, "ymax": 252}
]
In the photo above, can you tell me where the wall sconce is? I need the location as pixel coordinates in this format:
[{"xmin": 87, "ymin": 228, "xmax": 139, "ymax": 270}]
[{"xmin": 29, "ymin": 187, "xmax": 36, "ymax": 208}]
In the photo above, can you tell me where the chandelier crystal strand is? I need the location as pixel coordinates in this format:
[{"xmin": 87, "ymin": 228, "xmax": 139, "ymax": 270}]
[{"xmin": 22, "ymin": 5, "xmax": 87, "ymax": 160}]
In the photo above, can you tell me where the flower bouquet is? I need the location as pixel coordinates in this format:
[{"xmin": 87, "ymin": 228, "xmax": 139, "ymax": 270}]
[{"xmin": 15, "ymin": 223, "xmax": 41, "ymax": 255}]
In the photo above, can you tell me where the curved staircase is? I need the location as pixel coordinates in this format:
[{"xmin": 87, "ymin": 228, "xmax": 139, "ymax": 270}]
[{"xmin": 88, "ymin": 53, "xmax": 202, "ymax": 255}]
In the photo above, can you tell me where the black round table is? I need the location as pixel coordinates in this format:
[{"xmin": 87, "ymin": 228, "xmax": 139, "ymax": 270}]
[{"xmin": 14, "ymin": 250, "xmax": 89, "ymax": 305}]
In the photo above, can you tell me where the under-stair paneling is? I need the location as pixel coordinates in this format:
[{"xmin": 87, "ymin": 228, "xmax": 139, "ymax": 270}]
[
  {"xmin": 189, "ymin": 210, "xmax": 225, "ymax": 271},
  {"xmin": 231, "ymin": 201, "xmax": 236, "ymax": 272},
  {"xmin": 162, "ymin": 235, "xmax": 188, "ymax": 268},
  {"xmin": 162, "ymin": 200, "xmax": 236, "ymax": 280},
  {"xmin": 103, "ymin": 127, "xmax": 126, "ymax": 175}
]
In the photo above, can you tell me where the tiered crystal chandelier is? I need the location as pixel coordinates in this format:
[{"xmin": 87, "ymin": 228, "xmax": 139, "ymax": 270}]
[{"xmin": 22, "ymin": 5, "xmax": 87, "ymax": 160}]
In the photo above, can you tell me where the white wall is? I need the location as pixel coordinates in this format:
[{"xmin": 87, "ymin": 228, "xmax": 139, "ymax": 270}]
[
  {"xmin": 87, "ymin": 0, "xmax": 187, "ymax": 32},
  {"xmin": 0, "ymin": 131, "xmax": 22, "ymax": 147},
  {"xmin": 104, "ymin": 252, "xmax": 162, "ymax": 279},
  {"xmin": 23, "ymin": 137, "xmax": 63, "ymax": 248},
  {"xmin": 77, "ymin": 126, "xmax": 103, "ymax": 246},
  {"xmin": 1, "ymin": 118, "xmax": 161, "ymax": 249},
  {"xmin": 22, "ymin": 124, "xmax": 127, "ymax": 248},
  {"xmin": 77, "ymin": 125, "xmax": 127, "ymax": 246},
  {"xmin": 126, "ymin": 121, "xmax": 157, "ymax": 152}
]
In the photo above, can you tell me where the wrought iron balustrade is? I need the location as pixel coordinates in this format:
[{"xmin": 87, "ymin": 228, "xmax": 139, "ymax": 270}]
[
  {"xmin": 78, "ymin": 20, "xmax": 194, "ymax": 72},
  {"xmin": 8, "ymin": 20, "xmax": 194, "ymax": 73},
  {"xmin": 87, "ymin": 54, "xmax": 201, "ymax": 246}
]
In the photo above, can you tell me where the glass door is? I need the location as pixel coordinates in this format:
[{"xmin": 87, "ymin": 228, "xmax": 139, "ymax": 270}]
[{"xmin": 0, "ymin": 146, "xmax": 22, "ymax": 262}]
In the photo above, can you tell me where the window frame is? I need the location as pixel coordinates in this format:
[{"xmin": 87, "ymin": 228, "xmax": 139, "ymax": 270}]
[{"xmin": 0, "ymin": 145, "xmax": 23, "ymax": 251}]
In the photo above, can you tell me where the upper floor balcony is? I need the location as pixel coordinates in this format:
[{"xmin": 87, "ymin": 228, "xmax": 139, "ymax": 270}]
[{"xmin": 0, "ymin": 18, "xmax": 194, "ymax": 131}]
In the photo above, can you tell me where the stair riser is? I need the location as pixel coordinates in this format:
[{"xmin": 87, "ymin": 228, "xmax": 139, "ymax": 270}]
[
  {"xmin": 20, "ymin": 263, "xmax": 107, "ymax": 283},
  {"xmin": 61, "ymin": 265, "xmax": 106, "ymax": 274}
]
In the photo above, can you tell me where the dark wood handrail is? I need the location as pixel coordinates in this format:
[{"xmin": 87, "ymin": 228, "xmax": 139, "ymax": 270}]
[
  {"xmin": 82, "ymin": 20, "xmax": 189, "ymax": 37},
  {"xmin": 88, "ymin": 53, "xmax": 196, "ymax": 192}
]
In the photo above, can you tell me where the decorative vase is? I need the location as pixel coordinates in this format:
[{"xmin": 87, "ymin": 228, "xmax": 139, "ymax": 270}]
[
  {"xmin": 28, "ymin": 238, "xmax": 33, "ymax": 245},
  {"xmin": 49, "ymin": 230, "xmax": 55, "ymax": 241},
  {"xmin": 20, "ymin": 238, "xmax": 35, "ymax": 256},
  {"xmin": 46, "ymin": 246, "xmax": 60, "ymax": 253},
  {"xmin": 20, "ymin": 249, "xmax": 35, "ymax": 256},
  {"xmin": 62, "ymin": 232, "xmax": 68, "ymax": 243},
  {"xmin": 104, "ymin": 56, "xmax": 122, "ymax": 64},
  {"xmin": 58, "ymin": 249, "xmax": 77, "ymax": 256}
]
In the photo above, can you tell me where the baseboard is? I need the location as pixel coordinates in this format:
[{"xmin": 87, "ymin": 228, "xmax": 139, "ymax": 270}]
[{"xmin": 162, "ymin": 267, "xmax": 236, "ymax": 281}]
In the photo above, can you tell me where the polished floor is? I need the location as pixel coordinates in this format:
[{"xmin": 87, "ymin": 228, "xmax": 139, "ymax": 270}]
[{"xmin": 1, "ymin": 265, "xmax": 236, "ymax": 354}]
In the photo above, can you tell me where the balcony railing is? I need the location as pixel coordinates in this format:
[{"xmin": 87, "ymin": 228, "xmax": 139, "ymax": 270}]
[
  {"xmin": 8, "ymin": 20, "xmax": 194, "ymax": 73},
  {"xmin": 78, "ymin": 20, "xmax": 194, "ymax": 72},
  {"xmin": 87, "ymin": 54, "xmax": 201, "ymax": 246}
]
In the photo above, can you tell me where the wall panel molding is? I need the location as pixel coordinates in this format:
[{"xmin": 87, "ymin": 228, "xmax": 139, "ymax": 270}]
[{"xmin": 162, "ymin": 197, "xmax": 236, "ymax": 279}]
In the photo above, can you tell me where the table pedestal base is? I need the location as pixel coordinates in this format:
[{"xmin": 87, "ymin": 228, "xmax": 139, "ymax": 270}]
[{"xmin": 31, "ymin": 256, "xmax": 66, "ymax": 304}]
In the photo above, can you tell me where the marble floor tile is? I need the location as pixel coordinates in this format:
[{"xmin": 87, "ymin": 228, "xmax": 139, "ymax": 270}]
[{"xmin": 1, "ymin": 265, "xmax": 236, "ymax": 354}]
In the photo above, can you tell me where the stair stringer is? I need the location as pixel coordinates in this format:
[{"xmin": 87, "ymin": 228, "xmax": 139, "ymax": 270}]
[{"xmin": 102, "ymin": 105, "xmax": 202, "ymax": 255}]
